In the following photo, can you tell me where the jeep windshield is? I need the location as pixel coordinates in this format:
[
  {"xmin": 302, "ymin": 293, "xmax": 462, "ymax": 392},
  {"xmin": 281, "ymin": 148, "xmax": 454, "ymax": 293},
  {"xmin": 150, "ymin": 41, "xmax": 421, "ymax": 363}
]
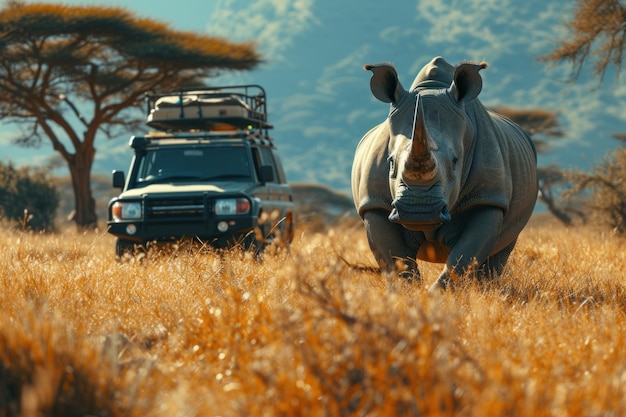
[{"xmin": 134, "ymin": 146, "xmax": 253, "ymax": 186}]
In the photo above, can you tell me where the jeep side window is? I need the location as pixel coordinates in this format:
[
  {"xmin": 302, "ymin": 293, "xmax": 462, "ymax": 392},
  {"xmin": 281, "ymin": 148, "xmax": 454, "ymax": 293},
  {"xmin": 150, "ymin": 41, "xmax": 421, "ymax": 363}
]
[
  {"xmin": 258, "ymin": 147, "xmax": 279, "ymax": 184},
  {"xmin": 136, "ymin": 151, "xmax": 158, "ymax": 181},
  {"xmin": 136, "ymin": 150, "xmax": 183, "ymax": 181},
  {"xmin": 251, "ymin": 147, "xmax": 264, "ymax": 182},
  {"xmin": 270, "ymin": 152, "xmax": 288, "ymax": 184}
]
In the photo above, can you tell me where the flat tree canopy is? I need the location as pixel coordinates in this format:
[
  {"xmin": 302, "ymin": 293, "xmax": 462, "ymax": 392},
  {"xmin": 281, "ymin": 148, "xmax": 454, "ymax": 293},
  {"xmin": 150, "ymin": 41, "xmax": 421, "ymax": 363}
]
[
  {"xmin": 0, "ymin": 1, "xmax": 262, "ymax": 228},
  {"xmin": 540, "ymin": 0, "xmax": 626, "ymax": 82}
]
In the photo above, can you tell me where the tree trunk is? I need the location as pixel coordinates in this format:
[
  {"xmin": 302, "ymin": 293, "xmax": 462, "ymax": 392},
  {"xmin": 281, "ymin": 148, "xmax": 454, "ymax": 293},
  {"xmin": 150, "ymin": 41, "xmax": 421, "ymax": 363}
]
[
  {"xmin": 539, "ymin": 192, "xmax": 573, "ymax": 226},
  {"xmin": 68, "ymin": 144, "xmax": 98, "ymax": 230}
]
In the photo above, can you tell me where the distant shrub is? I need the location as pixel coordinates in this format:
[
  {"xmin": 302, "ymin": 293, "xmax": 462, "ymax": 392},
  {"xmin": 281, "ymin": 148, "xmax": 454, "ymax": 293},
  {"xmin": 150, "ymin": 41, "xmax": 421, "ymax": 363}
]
[
  {"xmin": 0, "ymin": 162, "xmax": 59, "ymax": 231},
  {"xmin": 568, "ymin": 148, "xmax": 626, "ymax": 234}
]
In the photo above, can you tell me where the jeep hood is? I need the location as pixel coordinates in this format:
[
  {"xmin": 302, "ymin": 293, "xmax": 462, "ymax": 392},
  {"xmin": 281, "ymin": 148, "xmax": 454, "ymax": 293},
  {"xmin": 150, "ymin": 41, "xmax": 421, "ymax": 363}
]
[{"xmin": 118, "ymin": 182, "xmax": 255, "ymax": 198}]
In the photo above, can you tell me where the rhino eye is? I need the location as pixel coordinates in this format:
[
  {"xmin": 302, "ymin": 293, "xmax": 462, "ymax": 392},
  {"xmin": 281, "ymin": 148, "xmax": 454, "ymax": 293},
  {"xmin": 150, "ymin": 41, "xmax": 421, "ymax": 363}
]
[
  {"xmin": 451, "ymin": 156, "xmax": 459, "ymax": 172},
  {"xmin": 388, "ymin": 155, "xmax": 398, "ymax": 179}
]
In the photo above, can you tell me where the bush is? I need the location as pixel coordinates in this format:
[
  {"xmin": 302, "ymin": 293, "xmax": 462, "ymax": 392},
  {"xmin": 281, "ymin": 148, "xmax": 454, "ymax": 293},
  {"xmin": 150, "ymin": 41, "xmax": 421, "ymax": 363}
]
[
  {"xmin": 0, "ymin": 162, "xmax": 59, "ymax": 231},
  {"xmin": 568, "ymin": 148, "xmax": 626, "ymax": 233}
]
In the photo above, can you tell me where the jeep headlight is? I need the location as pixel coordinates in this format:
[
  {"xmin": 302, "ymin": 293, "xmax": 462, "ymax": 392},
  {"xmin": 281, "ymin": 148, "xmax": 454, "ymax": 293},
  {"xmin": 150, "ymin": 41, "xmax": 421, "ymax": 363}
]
[
  {"xmin": 215, "ymin": 198, "xmax": 251, "ymax": 215},
  {"xmin": 112, "ymin": 201, "xmax": 142, "ymax": 221}
]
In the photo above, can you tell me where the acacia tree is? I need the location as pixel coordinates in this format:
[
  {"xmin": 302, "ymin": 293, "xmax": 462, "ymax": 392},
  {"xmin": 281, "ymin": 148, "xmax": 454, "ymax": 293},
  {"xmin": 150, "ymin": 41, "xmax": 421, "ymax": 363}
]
[
  {"xmin": 494, "ymin": 107, "xmax": 564, "ymax": 153},
  {"xmin": 0, "ymin": 2, "xmax": 261, "ymax": 229},
  {"xmin": 540, "ymin": 0, "xmax": 626, "ymax": 82},
  {"xmin": 567, "ymin": 150, "xmax": 626, "ymax": 232},
  {"xmin": 540, "ymin": 0, "xmax": 626, "ymax": 232}
]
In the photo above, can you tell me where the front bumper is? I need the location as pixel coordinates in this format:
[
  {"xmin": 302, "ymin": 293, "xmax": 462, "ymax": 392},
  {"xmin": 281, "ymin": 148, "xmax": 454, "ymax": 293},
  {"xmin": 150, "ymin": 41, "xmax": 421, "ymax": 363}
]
[
  {"xmin": 107, "ymin": 216, "xmax": 257, "ymax": 247},
  {"xmin": 107, "ymin": 193, "xmax": 259, "ymax": 248}
]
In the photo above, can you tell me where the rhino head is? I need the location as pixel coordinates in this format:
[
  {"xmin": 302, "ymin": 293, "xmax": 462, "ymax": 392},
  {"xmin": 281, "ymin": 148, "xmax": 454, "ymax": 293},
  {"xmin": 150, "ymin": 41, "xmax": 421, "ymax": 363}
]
[{"xmin": 364, "ymin": 58, "xmax": 488, "ymax": 231}]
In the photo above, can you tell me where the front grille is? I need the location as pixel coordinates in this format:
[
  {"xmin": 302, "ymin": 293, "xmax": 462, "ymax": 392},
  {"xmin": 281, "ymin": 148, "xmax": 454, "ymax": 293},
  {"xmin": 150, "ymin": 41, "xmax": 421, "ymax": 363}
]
[{"xmin": 145, "ymin": 196, "xmax": 208, "ymax": 221}]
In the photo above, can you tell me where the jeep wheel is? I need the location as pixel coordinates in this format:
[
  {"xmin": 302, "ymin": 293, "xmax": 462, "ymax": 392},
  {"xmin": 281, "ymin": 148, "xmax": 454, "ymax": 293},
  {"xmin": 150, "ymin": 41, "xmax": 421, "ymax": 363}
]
[
  {"xmin": 115, "ymin": 238, "xmax": 136, "ymax": 258},
  {"xmin": 238, "ymin": 231, "xmax": 265, "ymax": 258}
]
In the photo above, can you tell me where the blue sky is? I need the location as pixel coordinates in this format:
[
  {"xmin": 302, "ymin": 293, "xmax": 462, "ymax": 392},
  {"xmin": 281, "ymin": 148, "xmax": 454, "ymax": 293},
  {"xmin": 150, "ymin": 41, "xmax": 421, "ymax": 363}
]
[{"xmin": 3, "ymin": 0, "xmax": 625, "ymax": 197}]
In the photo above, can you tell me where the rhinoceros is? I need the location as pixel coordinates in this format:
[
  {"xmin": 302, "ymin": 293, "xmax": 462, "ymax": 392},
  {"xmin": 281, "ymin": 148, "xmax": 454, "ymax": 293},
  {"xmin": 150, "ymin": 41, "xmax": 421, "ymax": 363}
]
[{"xmin": 351, "ymin": 56, "xmax": 537, "ymax": 291}]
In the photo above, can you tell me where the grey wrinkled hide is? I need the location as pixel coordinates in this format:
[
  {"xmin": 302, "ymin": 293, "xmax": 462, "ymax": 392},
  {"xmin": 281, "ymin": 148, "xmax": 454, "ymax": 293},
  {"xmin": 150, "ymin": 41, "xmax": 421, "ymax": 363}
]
[{"xmin": 351, "ymin": 56, "xmax": 538, "ymax": 290}]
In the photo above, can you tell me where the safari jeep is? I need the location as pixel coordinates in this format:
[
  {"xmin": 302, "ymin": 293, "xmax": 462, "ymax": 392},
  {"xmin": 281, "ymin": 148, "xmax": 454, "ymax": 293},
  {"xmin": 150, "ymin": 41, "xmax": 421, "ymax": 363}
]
[{"xmin": 107, "ymin": 85, "xmax": 294, "ymax": 257}]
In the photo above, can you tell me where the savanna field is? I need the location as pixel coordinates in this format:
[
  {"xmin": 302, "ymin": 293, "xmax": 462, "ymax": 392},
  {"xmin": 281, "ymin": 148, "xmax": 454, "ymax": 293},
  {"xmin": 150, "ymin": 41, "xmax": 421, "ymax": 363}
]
[{"xmin": 2, "ymin": 215, "xmax": 626, "ymax": 417}]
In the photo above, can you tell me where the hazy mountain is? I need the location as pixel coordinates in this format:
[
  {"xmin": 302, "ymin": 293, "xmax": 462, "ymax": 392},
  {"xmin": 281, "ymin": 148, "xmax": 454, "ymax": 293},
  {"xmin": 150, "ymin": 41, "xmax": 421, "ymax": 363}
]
[{"xmin": 3, "ymin": 0, "xmax": 626, "ymax": 206}]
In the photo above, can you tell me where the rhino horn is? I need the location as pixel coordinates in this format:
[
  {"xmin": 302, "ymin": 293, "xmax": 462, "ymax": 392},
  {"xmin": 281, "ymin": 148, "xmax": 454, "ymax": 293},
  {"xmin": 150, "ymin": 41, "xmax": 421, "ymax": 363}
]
[{"xmin": 403, "ymin": 95, "xmax": 438, "ymax": 184}]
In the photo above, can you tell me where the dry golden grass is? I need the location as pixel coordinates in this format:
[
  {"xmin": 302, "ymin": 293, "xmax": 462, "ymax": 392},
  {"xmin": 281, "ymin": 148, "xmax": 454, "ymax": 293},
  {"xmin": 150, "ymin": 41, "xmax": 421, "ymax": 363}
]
[{"xmin": 1, "ymin": 216, "xmax": 626, "ymax": 416}]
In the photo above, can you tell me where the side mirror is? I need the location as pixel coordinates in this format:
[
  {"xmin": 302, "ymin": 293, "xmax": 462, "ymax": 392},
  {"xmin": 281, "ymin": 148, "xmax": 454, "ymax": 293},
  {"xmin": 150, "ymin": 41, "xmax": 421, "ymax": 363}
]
[
  {"xmin": 112, "ymin": 170, "xmax": 125, "ymax": 189},
  {"xmin": 259, "ymin": 165, "xmax": 275, "ymax": 183}
]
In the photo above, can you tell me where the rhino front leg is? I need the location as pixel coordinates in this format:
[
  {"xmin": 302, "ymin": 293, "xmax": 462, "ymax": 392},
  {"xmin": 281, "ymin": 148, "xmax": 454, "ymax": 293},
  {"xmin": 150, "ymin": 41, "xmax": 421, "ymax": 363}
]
[
  {"xmin": 483, "ymin": 238, "xmax": 517, "ymax": 277},
  {"xmin": 363, "ymin": 209, "xmax": 419, "ymax": 279},
  {"xmin": 429, "ymin": 207, "xmax": 504, "ymax": 292}
]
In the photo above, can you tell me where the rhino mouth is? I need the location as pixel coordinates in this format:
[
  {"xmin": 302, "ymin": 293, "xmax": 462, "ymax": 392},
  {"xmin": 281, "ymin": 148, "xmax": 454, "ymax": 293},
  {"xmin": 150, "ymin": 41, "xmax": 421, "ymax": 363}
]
[
  {"xmin": 388, "ymin": 205, "xmax": 451, "ymax": 231},
  {"xmin": 389, "ymin": 181, "xmax": 451, "ymax": 231}
]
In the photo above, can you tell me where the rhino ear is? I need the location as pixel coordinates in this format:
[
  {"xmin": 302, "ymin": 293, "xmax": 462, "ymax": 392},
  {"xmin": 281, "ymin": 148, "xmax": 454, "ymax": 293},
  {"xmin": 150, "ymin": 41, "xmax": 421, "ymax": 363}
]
[
  {"xmin": 449, "ymin": 61, "xmax": 488, "ymax": 103},
  {"xmin": 364, "ymin": 63, "xmax": 405, "ymax": 104}
]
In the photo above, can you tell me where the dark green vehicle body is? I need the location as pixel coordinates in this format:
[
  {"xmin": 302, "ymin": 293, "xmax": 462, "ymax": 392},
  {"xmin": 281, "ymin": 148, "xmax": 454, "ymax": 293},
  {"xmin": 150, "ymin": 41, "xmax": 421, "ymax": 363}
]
[{"xmin": 107, "ymin": 85, "xmax": 294, "ymax": 257}]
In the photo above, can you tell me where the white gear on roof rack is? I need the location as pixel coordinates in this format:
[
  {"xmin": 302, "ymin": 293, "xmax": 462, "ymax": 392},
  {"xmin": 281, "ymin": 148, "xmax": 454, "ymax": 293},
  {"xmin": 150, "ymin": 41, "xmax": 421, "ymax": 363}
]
[{"xmin": 145, "ymin": 84, "xmax": 273, "ymax": 133}]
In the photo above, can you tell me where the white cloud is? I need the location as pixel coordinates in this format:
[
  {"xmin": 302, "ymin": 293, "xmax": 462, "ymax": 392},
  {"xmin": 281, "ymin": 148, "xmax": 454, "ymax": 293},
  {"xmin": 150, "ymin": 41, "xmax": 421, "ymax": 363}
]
[
  {"xmin": 301, "ymin": 125, "xmax": 343, "ymax": 139},
  {"xmin": 206, "ymin": 0, "xmax": 319, "ymax": 63},
  {"xmin": 346, "ymin": 109, "xmax": 368, "ymax": 126},
  {"xmin": 270, "ymin": 45, "xmax": 372, "ymax": 133},
  {"xmin": 414, "ymin": 0, "xmax": 575, "ymax": 63},
  {"xmin": 378, "ymin": 26, "xmax": 419, "ymax": 45}
]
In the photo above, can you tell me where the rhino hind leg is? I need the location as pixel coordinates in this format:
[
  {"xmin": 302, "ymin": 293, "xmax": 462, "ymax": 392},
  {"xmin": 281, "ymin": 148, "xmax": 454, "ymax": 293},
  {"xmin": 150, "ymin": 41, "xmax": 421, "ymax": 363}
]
[{"xmin": 363, "ymin": 209, "xmax": 420, "ymax": 279}]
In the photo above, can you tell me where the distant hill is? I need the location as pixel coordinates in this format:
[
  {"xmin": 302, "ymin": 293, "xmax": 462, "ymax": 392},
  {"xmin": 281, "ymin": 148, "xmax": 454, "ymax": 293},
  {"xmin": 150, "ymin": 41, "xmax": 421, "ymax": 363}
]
[{"xmin": 291, "ymin": 182, "xmax": 357, "ymax": 226}]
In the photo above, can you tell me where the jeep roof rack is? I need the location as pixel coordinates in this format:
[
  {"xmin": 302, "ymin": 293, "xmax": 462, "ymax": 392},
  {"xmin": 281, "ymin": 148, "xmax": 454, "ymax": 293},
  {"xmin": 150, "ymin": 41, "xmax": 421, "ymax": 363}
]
[
  {"xmin": 129, "ymin": 129, "xmax": 275, "ymax": 149},
  {"xmin": 144, "ymin": 84, "xmax": 273, "ymax": 134}
]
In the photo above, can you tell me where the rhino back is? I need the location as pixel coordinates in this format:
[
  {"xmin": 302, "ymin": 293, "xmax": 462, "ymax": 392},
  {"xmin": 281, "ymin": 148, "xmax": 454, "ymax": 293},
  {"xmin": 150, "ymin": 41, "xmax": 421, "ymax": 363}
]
[{"xmin": 352, "ymin": 122, "xmax": 393, "ymax": 217}]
